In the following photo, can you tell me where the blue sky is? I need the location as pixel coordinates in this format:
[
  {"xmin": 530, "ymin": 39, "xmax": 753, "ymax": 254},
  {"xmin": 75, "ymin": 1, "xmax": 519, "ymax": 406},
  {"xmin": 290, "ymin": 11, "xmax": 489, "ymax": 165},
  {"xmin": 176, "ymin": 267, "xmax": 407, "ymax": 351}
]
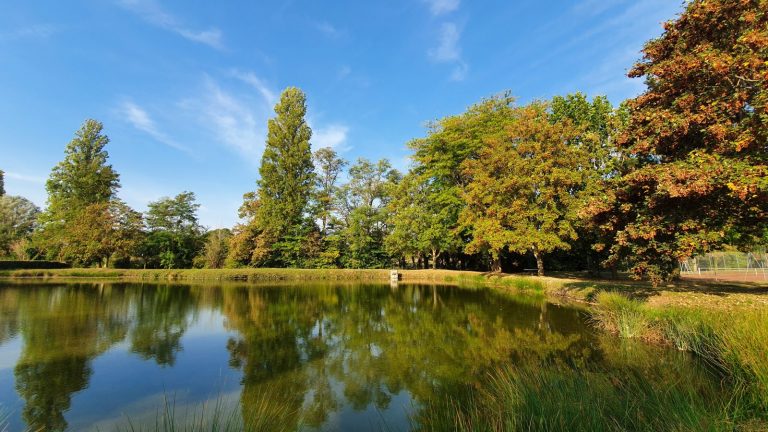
[{"xmin": 0, "ymin": 0, "xmax": 683, "ymax": 228}]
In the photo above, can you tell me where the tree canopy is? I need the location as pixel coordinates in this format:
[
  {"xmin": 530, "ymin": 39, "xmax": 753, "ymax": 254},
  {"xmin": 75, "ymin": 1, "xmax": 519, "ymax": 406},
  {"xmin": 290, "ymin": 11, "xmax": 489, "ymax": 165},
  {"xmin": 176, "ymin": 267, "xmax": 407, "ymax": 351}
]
[{"xmin": 585, "ymin": 0, "xmax": 768, "ymax": 283}]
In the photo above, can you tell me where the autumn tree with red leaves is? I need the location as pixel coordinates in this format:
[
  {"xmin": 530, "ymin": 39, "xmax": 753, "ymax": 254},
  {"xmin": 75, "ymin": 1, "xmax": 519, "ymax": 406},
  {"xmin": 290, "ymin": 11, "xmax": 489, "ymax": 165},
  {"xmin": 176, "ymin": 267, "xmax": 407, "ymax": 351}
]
[{"xmin": 587, "ymin": 0, "xmax": 768, "ymax": 284}]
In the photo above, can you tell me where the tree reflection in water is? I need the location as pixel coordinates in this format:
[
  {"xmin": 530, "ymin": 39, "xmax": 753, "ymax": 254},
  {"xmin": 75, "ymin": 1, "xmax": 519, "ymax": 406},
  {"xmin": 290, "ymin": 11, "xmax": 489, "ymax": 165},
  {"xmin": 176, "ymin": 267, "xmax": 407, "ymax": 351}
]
[{"xmin": 0, "ymin": 281, "xmax": 718, "ymax": 431}]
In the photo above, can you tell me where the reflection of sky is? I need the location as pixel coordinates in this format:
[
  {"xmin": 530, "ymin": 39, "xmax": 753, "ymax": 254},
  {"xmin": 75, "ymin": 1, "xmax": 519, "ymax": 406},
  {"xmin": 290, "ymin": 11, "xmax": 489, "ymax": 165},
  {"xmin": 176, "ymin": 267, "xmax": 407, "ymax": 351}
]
[
  {"xmin": 67, "ymin": 309, "xmax": 243, "ymax": 431},
  {"xmin": 0, "ymin": 291, "xmax": 423, "ymax": 431},
  {"xmin": 0, "ymin": 337, "xmax": 24, "ymax": 432},
  {"xmin": 0, "ymin": 337, "xmax": 21, "ymax": 370}
]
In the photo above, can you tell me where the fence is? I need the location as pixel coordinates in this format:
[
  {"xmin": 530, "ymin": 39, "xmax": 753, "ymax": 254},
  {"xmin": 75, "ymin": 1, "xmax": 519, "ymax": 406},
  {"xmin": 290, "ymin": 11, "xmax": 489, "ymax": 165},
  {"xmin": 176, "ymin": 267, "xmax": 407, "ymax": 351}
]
[{"xmin": 679, "ymin": 250, "xmax": 767, "ymax": 282}]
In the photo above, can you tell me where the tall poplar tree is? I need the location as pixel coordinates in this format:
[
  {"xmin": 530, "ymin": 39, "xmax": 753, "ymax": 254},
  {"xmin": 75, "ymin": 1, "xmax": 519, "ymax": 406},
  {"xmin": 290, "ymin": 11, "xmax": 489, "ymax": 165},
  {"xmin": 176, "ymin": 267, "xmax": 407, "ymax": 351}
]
[{"xmin": 250, "ymin": 87, "xmax": 316, "ymax": 266}]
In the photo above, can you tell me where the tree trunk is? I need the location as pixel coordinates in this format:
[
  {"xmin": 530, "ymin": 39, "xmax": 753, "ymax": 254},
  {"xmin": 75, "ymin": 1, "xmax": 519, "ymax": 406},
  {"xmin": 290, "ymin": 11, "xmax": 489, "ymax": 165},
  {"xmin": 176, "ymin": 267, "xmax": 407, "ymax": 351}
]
[
  {"xmin": 533, "ymin": 248, "xmax": 544, "ymax": 276},
  {"xmin": 491, "ymin": 255, "xmax": 502, "ymax": 273},
  {"xmin": 431, "ymin": 248, "xmax": 438, "ymax": 270}
]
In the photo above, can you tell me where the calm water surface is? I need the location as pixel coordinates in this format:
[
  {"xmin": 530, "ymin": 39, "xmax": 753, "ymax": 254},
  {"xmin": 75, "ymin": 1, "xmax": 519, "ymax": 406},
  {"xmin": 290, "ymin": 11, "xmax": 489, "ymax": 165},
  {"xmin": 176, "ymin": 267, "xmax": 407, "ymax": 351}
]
[{"xmin": 0, "ymin": 281, "xmax": 719, "ymax": 431}]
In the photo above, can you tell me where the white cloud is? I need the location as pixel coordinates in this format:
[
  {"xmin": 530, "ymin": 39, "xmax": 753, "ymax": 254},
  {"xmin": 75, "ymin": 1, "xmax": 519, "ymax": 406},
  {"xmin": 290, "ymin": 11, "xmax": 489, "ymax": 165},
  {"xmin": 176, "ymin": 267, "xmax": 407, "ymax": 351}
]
[
  {"xmin": 429, "ymin": 23, "xmax": 461, "ymax": 62},
  {"xmin": 315, "ymin": 21, "xmax": 343, "ymax": 38},
  {"xmin": 181, "ymin": 77, "xmax": 268, "ymax": 163},
  {"xmin": 4, "ymin": 172, "xmax": 45, "ymax": 184},
  {"xmin": 450, "ymin": 62, "xmax": 468, "ymax": 81},
  {"xmin": 423, "ymin": 0, "xmax": 460, "ymax": 15},
  {"xmin": 313, "ymin": 124, "xmax": 350, "ymax": 152},
  {"xmin": 230, "ymin": 70, "xmax": 277, "ymax": 105},
  {"xmin": 117, "ymin": 0, "xmax": 224, "ymax": 49},
  {"xmin": 0, "ymin": 24, "xmax": 57, "ymax": 42},
  {"xmin": 429, "ymin": 22, "xmax": 468, "ymax": 81},
  {"xmin": 118, "ymin": 100, "xmax": 191, "ymax": 153}
]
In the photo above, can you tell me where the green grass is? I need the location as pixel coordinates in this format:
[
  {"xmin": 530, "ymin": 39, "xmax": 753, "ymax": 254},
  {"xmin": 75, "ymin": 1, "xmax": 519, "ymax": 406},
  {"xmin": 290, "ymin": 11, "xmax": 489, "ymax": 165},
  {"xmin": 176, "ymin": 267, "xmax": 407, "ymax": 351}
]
[
  {"xmin": 590, "ymin": 292, "xmax": 768, "ymax": 417},
  {"xmin": 416, "ymin": 364, "xmax": 755, "ymax": 432},
  {"xmin": 0, "ymin": 267, "xmax": 393, "ymax": 282},
  {"xmin": 111, "ymin": 392, "xmax": 299, "ymax": 432}
]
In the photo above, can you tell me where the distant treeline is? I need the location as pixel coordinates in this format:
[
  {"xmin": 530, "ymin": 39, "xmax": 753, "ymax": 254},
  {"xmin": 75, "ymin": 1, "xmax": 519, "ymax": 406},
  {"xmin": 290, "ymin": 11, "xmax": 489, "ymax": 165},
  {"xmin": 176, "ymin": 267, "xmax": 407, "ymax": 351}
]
[{"xmin": 0, "ymin": 0, "xmax": 764, "ymax": 284}]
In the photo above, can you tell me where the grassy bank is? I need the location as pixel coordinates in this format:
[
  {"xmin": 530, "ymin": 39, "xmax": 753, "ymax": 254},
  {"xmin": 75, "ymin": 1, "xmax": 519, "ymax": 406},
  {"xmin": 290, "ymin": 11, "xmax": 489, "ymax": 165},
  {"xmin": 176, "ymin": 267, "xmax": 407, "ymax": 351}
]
[
  {"xmin": 591, "ymin": 291, "xmax": 768, "ymax": 417},
  {"xmin": 0, "ymin": 267, "xmax": 393, "ymax": 281}
]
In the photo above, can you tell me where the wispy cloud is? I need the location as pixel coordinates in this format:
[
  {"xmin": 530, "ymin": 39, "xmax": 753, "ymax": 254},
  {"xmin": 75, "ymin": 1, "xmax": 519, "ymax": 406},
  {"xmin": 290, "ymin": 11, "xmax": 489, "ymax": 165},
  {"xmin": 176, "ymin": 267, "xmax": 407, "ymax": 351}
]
[
  {"xmin": 315, "ymin": 21, "xmax": 343, "ymax": 38},
  {"xmin": 118, "ymin": 100, "xmax": 191, "ymax": 153},
  {"xmin": 422, "ymin": 0, "xmax": 460, "ymax": 16},
  {"xmin": 313, "ymin": 124, "xmax": 350, "ymax": 152},
  {"xmin": 4, "ymin": 172, "xmax": 45, "ymax": 184},
  {"xmin": 230, "ymin": 70, "xmax": 277, "ymax": 105},
  {"xmin": 0, "ymin": 24, "xmax": 57, "ymax": 42},
  {"xmin": 117, "ymin": 0, "xmax": 224, "ymax": 49},
  {"xmin": 429, "ymin": 22, "xmax": 468, "ymax": 81},
  {"xmin": 337, "ymin": 65, "xmax": 352, "ymax": 80},
  {"xmin": 429, "ymin": 22, "xmax": 461, "ymax": 62},
  {"xmin": 181, "ymin": 76, "xmax": 268, "ymax": 163}
]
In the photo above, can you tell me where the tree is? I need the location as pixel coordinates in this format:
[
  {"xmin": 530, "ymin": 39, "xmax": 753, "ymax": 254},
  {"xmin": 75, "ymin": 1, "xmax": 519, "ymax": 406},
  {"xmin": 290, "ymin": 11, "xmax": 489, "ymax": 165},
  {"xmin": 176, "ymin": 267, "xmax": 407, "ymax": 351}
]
[
  {"xmin": 143, "ymin": 191, "xmax": 204, "ymax": 269},
  {"xmin": 227, "ymin": 192, "xmax": 261, "ymax": 267},
  {"xmin": 35, "ymin": 119, "xmax": 122, "ymax": 261},
  {"xmin": 336, "ymin": 158, "xmax": 401, "ymax": 268},
  {"xmin": 247, "ymin": 87, "xmax": 316, "ymax": 267},
  {"xmin": 387, "ymin": 173, "xmax": 457, "ymax": 269},
  {"xmin": 408, "ymin": 93, "xmax": 518, "ymax": 270},
  {"xmin": 45, "ymin": 119, "xmax": 119, "ymax": 209},
  {"xmin": 0, "ymin": 169, "xmax": 5, "ymax": 197},
  {"xmin": 0, "ymin": 195, "xmax": 40, "ymax": 257},
  {"xmin": 550, "ymin": 93, "xmax": 628, "ymax": 275},
  {"xmin": 312, "ymin": 147, "xmax": 347, "ymax": 235},
  {"xmin": 588, "ymin": 0, "xmax": 768, "ymax": 284},
  {"xmin": 460, "ymin": 102, "xmax": 588, "ymax": 275},
  {"xmin": 58, "ymin": 200, "xmax": 144, "ymax": 267},
  {"xmin": 195, "ymin": 228, "xmax": 232, "ymax": 269}
]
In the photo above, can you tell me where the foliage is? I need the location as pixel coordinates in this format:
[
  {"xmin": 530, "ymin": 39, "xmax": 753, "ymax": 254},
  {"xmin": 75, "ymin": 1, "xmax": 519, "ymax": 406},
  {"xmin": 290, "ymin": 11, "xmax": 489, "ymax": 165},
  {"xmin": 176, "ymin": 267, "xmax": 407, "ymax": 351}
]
[
  {"xmin": 44, "ymin": 119, "xmax": 120, "ymax": 211},
  {"xmin": 460, "ymin": 101, "xmax": 589, "ymax": 275},
  {"xmin": 142, "ymin": 192, "xmax": 204, "ymax": 269},
  {"xmin": 195, "ymin": 228, "xmax": 232, "ymax": 269},
  {"xmin": 387, "ymin": 172, "xmax": 458, "ymax": 269},
  {"xmin": 0, "ymin": 195, "xmax": 40, "ymax": 257},
  {"xmin": 57, "ymin": 200, "xmax": 144, "ymax": 267},
  {"xmin": 241, "ymin": 88, "xmax": 316, "ymax": 267},
  {"xmin": 587, "ymin": 0, "xmax": 768, "ymax": 284},
  {"xmin": 312, "ymin": 147, "xmax": 347, "ymax": 235},
  {"xmin": 336, "ymin": 158, "xmax": 401, "ymax": 268},
  {"xmin": 33, "ymin": 119, "xmax": 135, "ymax": 265},
  {"xmin": 0, "ymin": 169, "xmax": 5, "ymax": 197},
  {"xmin": 407, "ymin": 93, "xmax": 518, "ymax": 269}
]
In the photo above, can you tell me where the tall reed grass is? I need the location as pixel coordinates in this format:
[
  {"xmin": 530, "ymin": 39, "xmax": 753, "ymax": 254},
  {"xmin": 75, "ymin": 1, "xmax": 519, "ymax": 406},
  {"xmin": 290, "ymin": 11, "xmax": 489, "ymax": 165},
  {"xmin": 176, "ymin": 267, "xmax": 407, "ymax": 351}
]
[
  {"xmin": 590, "ymin": 292, "xmax": 768, "ymax": 419},
  {"xmin": 416, "ymin": 364, "xmax": 743, "ymax": 432}
]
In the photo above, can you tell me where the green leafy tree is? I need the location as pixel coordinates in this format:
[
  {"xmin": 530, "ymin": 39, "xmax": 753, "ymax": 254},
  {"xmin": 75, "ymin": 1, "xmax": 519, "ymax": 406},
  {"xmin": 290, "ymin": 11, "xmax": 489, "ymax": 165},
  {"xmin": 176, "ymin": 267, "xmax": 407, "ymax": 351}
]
[
  {"xmin": 58, "ymin": 200, "xmax": 144, "ymax": 267},
  {"xmin": 408, "ymin": 93, "xmax": 517, "ymax": 269},
  {"xmin": 0, "ymin": 169, "xmax": 5, "ymax": 197},
  {"xmin": 587, "ymin": 0, "xmax": 768, "ymax": 284},
  {"xmin": 337, "ymin": 158, "xmax": 401, "ymax": 268},
  {"xmin": 387, "ymin": 173, "xmax": 457, "ymax": 269},
  {"xmin": 0, "ymin": 195, "xmax": 40, "ymax": 257},
  {"xmin": 248, "ymin": 87, "xmax": 316, "ymax": 267},
  {"xmin": 550, "ymin": 93, "xmax": 628, "ymax": 275},
  {"xmin": 227, "ymin": 192, "xmax": 261, "ymax": 267},
  {"xmin": 460, "ymin": 102, "xmax": 588, "ymax": 275},
  {"xmin": 195, "ymin": 228, "xmax": 232, "ymax": 269},
  {"xmin": 312, "ymin": 147, "xmax": 347, "ymax": 235},
  {"xmin": 142, "ymin": 191, "xmax": 204, "ymax": 269},
  {"xmin": 35, "ymin": 119, "xmax": 121, "ymax": 261}
]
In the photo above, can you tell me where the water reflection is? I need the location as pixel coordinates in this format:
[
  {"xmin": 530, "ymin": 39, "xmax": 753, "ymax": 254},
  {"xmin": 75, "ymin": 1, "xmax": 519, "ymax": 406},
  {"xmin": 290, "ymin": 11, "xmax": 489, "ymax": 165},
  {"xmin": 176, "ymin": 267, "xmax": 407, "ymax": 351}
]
[{"xmin": 0, "ymin": 282, "xmax": 718, "ymax": 431}]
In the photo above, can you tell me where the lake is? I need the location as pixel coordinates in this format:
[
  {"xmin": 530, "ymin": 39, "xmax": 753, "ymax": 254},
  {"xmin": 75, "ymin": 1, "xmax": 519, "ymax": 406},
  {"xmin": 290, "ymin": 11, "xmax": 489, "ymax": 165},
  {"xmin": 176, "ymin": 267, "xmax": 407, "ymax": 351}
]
[{"xmin": 0, "ymin": 281, "xmax": 729, "ymax": 431}]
